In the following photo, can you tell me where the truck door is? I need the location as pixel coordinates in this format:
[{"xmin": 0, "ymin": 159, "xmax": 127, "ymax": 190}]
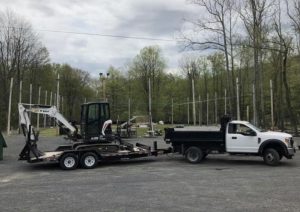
[{"xmin": 226, "ymin": 123, "xmax": 259, "ymax": 153}]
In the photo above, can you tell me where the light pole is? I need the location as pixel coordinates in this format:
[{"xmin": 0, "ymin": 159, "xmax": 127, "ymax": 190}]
[{"xmin": 99, "ymin": 72, "xmax": 110, "ymax": 101}]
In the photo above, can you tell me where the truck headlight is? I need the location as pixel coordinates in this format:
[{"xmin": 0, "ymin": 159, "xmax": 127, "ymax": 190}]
[{"xmin": 284, "ymin": 138, "xmax": 291, "ymax": 147}]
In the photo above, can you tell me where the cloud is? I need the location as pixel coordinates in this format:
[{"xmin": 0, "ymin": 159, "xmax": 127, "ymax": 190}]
[{"xmin": 1, "ymin": 0, "xmax": 201, "ymax": 76}]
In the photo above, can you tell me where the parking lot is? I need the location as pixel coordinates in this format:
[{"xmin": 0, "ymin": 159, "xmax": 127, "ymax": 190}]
[{"xmin": 1, "ymin": 135, "xmax": 300, "ymax": 212}]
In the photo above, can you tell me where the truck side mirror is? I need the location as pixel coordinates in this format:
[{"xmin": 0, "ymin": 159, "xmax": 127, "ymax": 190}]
[{"xmin": 243, "ymin": 131, "xmax": 256, "ymax": 136}]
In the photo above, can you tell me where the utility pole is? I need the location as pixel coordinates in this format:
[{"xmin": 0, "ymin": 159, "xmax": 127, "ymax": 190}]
[
  {"xmin": 192, "ymin": 79, "xmax": 196, "ymax": 126},
  {"xmin": 171, "ymin": 98, "xmax": 174, "ymax": 125},
  {"xmin": 37, "ymin": 86, "xmax": 41, "ymax": 130},
  {"xmin": 270, "ymin": 80, "xmax": 274, "ymax": 130},
  {"xmin": 18, "ymin": 80, "xmax": 22, "ymax": 134},
  {"xmin": 236, "ymin": 78, "xmax": 240, "ymax": 120},
  {"xmin": 44, "ymin": 90, "xmax": 47, "ymax": 128},
  {"xmin": 7, "ymin": 78, "xmax": 13, "ymax": 135},
  {"xmin": 207, "ymin": 93, "xmax": 209, "ymax": 125}
]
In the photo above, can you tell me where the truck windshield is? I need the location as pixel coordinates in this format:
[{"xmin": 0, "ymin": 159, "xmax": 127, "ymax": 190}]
[{"xmin": 247, "ymin": 123, "xmax": 263, "ymax": 132}]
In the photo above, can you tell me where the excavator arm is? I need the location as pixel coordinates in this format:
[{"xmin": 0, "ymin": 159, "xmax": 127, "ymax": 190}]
[{"xmin": 18, "ymin": 103, "xmax": 77, "ymax": 141}]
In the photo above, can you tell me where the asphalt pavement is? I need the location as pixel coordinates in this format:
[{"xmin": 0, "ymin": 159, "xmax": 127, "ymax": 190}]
[{"xmin": 0, "ymin": 134, "xmax": 300, "ymax": 212}]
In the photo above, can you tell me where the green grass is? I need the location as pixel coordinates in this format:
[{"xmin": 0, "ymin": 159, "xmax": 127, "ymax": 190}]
[{"xmin": 39, "ymin": 127, "xmax": 58, "ymax": 137}]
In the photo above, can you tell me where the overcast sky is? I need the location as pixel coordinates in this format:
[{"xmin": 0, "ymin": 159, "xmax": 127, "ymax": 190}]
[{"xmin": 2, "ymin": 0, "xmax": 201, "ymax": 77}]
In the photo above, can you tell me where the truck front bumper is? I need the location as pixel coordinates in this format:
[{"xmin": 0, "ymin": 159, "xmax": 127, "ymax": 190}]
[{"xmin": 286, "ymin": 148, "xmax": 296, "ymax": 159}]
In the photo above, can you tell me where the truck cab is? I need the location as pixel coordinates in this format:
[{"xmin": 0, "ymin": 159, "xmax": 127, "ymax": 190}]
[{"xmin": 225, "ymin": 121, "xmax": 295, "ymax": 161}]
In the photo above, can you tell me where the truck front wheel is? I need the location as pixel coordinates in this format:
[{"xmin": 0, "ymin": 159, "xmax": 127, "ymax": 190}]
[
  {"xmin": 263, "ymin": 148, "xmax": 280, "ymax": 166},
  {"xmin": 59, "ymin": 153, "xmax": 79, "ymax": 170},
  {"xmin": 185, "ymin": 147, "xmax": 203, "ymax": 164}
]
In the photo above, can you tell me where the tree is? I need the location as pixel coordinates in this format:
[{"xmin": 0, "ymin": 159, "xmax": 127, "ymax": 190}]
[
  {"xmin": 0, "ymin": 10, "xmax": 49, "ymax": 129},
  {"xmin": 129, "ymin": 46, "xmax": 166, "ymax": 121},
  {"xmin": 182, "ymin": 0, "xmax": 237, "ymax": 115},
  {"xmin": 239, "ymin": 0, "xmax": 274, "ymax": 126}
]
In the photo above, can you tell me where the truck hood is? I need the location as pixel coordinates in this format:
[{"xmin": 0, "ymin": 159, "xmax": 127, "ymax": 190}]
[{"xmin": 260, "ymin": 131, "xmax": 292, "ymax": 138}]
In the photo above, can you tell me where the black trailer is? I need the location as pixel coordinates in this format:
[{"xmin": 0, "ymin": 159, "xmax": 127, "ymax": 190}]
[{"xmin": 19, "ymin": 125, "xmax": 171, "ymax": 170}]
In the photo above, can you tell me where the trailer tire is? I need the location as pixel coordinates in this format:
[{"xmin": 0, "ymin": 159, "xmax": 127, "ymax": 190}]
[
  {"xmin": 263, "ymin": 148, "xmax": 280, "ymax": 166},
  {"xmin": 59, "ymin": 153, "xmax": 79, "ymax": 170},
  {"xmin": 185, "ymin": 147, "xmax": 203, "ymax": 164},
  {"xmin": 80, "ymin": 152, "xmax": 98, "ymax": 169}
]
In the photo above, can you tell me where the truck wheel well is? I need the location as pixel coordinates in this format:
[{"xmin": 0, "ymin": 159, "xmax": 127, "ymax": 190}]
[{"xmin": 262, "ymin": 143, "xmax": 284, "ymax": 157}]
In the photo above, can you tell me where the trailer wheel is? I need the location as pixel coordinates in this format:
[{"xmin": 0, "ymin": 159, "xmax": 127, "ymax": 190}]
[
  {"xmin": 80, "ymin": 152, "xmax": 98, "ymax": 169},
  {"xmin": 59, "ymin": 153, "xmax": 78, "ymax": 170},
  {"xmin": 263, "ymin": 148, "xmax": 280, "ymax": 166},
  {"xmin": 185, "ymin": 147, "xmax": 203, "ymax": 164}
]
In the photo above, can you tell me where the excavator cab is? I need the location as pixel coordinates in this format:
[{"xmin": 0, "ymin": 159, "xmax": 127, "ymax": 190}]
[{"xmin": 80, "ymin": 102, "xmax": 112, "ymax": 141}]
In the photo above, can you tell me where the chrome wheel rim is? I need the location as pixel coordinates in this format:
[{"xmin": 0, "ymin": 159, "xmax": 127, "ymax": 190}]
[
  {"xmin": 64, "ymin": 157, "xmax": 76, "ymax": 168},
  {"xmin": 84, "ymin": 156, "xmax": 96, "ymax": 167}
]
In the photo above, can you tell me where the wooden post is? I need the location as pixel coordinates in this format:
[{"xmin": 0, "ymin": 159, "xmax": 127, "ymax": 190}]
[
  {"xmin": 49, "ymin": 92, "xmax": 53, "ymax": 126},
  {"xmin": 199, "ymin": 95, "xmax": 202, "ymax": 126},
  {"xmin": 171, "ymin": 98, "xmax": 174, "ymax": 125},
  {"xmin": 57, "ymin": 74, "xmax": 60, "ymax": 111},
  {"xmin": 187, "ymin": 97, "xmax": 190, "ymax": 125},
  {"xmin": 37, "ymin": 86, "xmax": 41, "ymax": 130},
  {"xmin": 192, "ymin": 79, "xmax": 196, "ymax": 126},
  {"xmin": 29, "ymin": 83, "xmax": 32, "ymax": 120},
  {"xmin": 236, "ymin": 78, "xmax": 240, "ymax": 120},
  {"xmin": 215, "ymin": 92, "xmax": 217, "ymax": 124},
  {"xmin": 207, "ymin": 93, "xmax": 209, "ymax": 125},
  {"xmin": 128, "ymin": 98, "xmax": 131, "ymax": 122},
  {"xmin": 224, "ymin": 89, "xmax": 227, "ymax": 115},
  {"xmin": 148, "ymin": 78, "xmax": 153, "ymax": 135},
  {"xmin": 252, "ymin": 84, "xmax": 256, "ymax": 125},
  {"xmin": 7, "ymin": 78, "xmax": 13, "ymax": 135},
  {"xmin": 18, "ymin": 80, "xmax": 22, "ymax": 134},
  {"xmin": 270, "ymin": 80, "xmax": 274, "ymax": 130},
  {"xmin": 246, "ymin": 105, "xmax": 249, "ymax": 121},
  {"xmin": 44, "ymin": 90, "xmax": 47, "ymax": 128}
]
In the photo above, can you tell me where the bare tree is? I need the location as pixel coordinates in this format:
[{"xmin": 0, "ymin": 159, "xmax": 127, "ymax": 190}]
[
  {"xmin": 182, "ymin": 0, "xmax": 237, "ymax": 115},
  {"xmin": 0, "ymin": 10, "xmax": 49, "ymax": 129},
  {"xmin": 239, "ymin": 0, "xmax": 274, "ymax": 126}
]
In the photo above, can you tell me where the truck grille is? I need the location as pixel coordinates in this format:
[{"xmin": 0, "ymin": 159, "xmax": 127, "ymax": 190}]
[{"xmin": 290, "ymin": 138, "xmax": 294, "ymax": 148}]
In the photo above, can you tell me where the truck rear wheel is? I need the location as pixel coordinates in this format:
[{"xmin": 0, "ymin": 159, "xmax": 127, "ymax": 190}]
[
  {"xmin": 59, "ymin": 153, "xmax": 79, "ymax": 170},
  {"xmin": 185, "ymin": 147, "xmax": 203, "ymax": 163},
  {"xmin": 80, "ymin": 152, "xmax": 98, "ymax": 169},
  {"xmin": 263, "ymin": 148, "xmax": 280, "ymax": 166}
]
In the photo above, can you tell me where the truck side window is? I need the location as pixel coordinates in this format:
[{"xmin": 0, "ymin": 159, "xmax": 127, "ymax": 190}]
[{"xmin": 228, "ymin": 124, "xmax": 254, "ymax": 135}]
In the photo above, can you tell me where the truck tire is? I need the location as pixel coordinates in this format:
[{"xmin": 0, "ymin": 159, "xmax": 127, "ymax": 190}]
[
  {"xmin": 59, "ymin": 153, "xmax": 79, "ymax": 170},
  {"xmin": 80, "ymin": 152, "xmax": 98, "ymax": 169},
  {"xmin": 185, "ymin": 147, "xmax": 203, "ymax": 164},
  {"xmin": 263, "ymin": 148, "xmax": 280, "ymax": 166}
]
